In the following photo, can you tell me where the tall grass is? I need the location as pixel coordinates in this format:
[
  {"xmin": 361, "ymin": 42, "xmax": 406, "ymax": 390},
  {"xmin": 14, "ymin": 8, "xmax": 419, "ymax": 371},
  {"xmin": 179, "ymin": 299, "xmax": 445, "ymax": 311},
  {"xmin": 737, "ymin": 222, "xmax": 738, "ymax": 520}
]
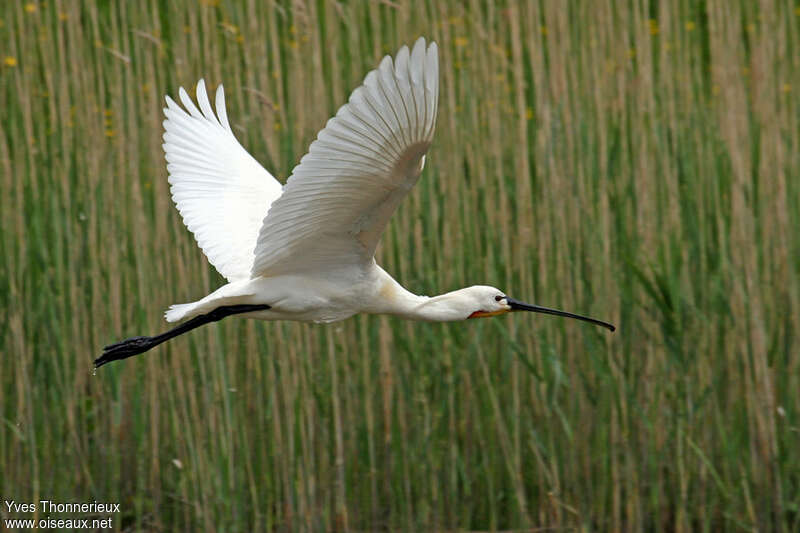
[{"xmin": 1, "ymin": 0, "xmax": 798, "ymax": 530}]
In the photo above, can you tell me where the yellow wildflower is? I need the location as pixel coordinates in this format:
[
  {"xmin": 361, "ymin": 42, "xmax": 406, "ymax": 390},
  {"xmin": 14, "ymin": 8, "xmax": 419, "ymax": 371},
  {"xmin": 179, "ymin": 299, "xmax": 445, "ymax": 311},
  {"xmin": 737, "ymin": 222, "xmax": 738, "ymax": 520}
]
[
  {"xmin": 526, "ymin": 107, "xmax": 534, "ymax": 120},
  {"xmin": 105, "ymin": 129, "xmax": 116, "ymax": 137},
  {"xmin": 24, "ymin": 3, "xmax": 36, "ymax": 13},
  {"xmin": 220, "ymin": 21, "xmax": 238, "ymax": 35},
  {"xmin": 782, "ymin": 83, "xmax": 792, "ymax": 93},
  {"xmin": 649, "ymin": 19, "xmax": 659, "ymax": 35},
  {"xmin": 454, "ymin": 37, "xmax": 468, "ymax": 47},
  {"xmin": 686, "ymin": 21, "xmax": 695, "ymax": 31},
  {"xmin": 3, "ymin": 56, "xmax": 17, "ymax": 67}
]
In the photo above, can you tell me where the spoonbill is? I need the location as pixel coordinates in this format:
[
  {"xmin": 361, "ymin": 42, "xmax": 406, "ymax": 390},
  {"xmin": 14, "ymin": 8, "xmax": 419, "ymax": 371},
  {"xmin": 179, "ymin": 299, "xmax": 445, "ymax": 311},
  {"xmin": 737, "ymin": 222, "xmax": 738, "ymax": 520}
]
[{"xmin": 95, "ymin": 38, "xmax": 614, "ymax": 368}]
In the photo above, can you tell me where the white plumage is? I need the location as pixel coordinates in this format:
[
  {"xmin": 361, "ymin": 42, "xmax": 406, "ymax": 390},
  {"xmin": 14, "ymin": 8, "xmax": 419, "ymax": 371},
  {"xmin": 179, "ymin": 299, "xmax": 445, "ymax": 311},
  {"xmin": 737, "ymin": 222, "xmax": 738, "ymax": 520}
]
[
  {"xmin": 252, "ymin": 38, "xmax": 438, "ymax": 277},
  {"xmin": 163, "ymin": 80, "xmax": 282, "ymax": 281},
  {"xmin": 96, "ymin": 38, "xmax": 613, "ymax": 369}
]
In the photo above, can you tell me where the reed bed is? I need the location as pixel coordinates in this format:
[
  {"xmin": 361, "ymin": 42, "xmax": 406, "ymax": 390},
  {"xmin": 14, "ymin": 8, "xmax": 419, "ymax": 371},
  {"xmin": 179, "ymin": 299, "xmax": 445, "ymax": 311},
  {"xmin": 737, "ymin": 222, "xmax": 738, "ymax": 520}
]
[{"xmin": 1, "ymin": 0, "xmax": 798, "ymax": 530}]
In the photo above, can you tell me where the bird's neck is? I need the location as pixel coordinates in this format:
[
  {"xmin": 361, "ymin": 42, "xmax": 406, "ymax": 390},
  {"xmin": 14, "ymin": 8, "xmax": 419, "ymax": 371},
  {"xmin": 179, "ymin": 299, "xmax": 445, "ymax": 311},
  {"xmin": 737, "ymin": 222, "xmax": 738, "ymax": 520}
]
[{"xmin": 369, "ymin": 266, "xmax": 469, "ymax": 322}]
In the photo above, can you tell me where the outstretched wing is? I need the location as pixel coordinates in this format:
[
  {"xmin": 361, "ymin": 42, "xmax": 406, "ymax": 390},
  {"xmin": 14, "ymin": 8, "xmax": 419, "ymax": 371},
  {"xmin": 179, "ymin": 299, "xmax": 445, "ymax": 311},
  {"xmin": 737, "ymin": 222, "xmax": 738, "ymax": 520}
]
[
  {"xmin": 251, "ymin": 38, "xmax": 439, "ymax": 277},
  {"xmin": 163, "ymin": 80, "xmax": 282, "ymax": 281}
]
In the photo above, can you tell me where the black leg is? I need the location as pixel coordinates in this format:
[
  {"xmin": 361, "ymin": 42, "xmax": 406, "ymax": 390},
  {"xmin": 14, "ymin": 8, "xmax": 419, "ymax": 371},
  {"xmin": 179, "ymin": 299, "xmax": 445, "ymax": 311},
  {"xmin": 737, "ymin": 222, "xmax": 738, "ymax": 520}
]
[{"xmin": 94, "ymin": 304, "xmax": 271, "ymax": 368}]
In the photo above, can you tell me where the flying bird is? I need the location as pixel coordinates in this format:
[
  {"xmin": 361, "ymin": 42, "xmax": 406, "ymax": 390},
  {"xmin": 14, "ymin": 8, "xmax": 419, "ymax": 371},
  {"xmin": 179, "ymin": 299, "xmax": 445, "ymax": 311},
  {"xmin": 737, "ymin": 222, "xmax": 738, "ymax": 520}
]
[{"xmin": 96, "ymin": 38, "xmax": 614, "ymax": 368}]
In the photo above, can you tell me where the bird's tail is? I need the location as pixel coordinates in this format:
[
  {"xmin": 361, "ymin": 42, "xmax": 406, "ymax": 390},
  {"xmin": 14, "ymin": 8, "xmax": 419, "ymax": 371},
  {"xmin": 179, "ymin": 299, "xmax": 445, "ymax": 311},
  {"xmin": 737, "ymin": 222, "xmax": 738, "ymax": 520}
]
[
  {"xmin": 165, "ymin": 302, "xmax": 197, "ymax": 323},
  {"xmin": 164, "ymin": 279, "xmax": 258, "ymax": 322}
]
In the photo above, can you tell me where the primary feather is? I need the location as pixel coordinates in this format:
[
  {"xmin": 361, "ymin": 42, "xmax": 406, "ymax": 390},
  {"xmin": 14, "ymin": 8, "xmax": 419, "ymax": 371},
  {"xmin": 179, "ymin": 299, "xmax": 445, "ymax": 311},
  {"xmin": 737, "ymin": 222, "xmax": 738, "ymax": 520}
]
[
  {"xmin": 162, "ymin": 79, "xmax": 283, "ymax": 281},
  {"xmin": 250, "ymin": 37, "xmax": 439, "ymax": 277}
]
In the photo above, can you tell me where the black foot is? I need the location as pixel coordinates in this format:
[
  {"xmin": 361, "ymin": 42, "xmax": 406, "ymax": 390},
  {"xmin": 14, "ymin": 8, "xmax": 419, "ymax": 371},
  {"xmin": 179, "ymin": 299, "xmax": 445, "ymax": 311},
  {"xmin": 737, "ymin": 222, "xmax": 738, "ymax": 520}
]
[
  {"xmin": 94, "ymin": 303, "xmax": 271, "ymax": 369},
  {"xmin": 95, "ymin": 336, "xmax": 158, "ymax": 368}
]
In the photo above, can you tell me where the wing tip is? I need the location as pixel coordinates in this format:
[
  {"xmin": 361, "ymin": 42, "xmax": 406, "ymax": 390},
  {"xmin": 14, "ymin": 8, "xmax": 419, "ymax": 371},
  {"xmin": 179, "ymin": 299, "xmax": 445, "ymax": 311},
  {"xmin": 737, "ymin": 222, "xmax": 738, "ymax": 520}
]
[
  {"xmin": 411, "ymin": 36, "xmax": 428, "ymax": 51},
  {"xmin": 196, "ymin": 79, "xmax": 207, "ymax": 100}
]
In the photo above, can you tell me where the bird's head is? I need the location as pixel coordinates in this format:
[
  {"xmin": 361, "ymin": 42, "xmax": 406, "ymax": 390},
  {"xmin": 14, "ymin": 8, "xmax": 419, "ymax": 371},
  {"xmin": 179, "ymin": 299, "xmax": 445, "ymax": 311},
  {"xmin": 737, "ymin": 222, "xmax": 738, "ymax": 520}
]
[
  {"xmin": 461, "ymin": 285, "xmax": 615, "ymax": 331},
  {"xmin": 458, "ymin": 285, "xmax": 513, "ymax": 319}
]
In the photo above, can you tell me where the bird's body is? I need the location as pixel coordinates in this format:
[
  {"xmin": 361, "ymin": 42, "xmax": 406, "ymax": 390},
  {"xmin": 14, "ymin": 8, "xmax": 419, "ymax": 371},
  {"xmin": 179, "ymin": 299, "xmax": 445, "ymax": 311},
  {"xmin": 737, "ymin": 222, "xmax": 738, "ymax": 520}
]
[
  {"xmin": 96, "ymin": 37, "xmax": 613, "ymax": 368},
  {"xmin": 169, "ymin": 263, "xmax": 505, "ymax": 325}
]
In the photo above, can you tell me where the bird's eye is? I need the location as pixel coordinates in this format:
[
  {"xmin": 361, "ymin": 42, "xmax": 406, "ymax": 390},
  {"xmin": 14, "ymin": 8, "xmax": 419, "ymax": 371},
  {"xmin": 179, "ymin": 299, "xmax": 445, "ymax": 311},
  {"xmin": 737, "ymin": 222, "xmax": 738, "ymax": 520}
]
[{"xmin": 495, "ymin": 295, "xmax": 504, "ymax": 302}]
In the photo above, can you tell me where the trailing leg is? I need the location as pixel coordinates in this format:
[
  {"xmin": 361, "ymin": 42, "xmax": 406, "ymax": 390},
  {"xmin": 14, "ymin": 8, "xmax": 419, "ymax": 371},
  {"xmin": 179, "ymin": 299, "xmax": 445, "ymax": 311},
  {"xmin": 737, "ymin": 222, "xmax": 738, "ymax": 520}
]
[{"xmin": 95, "ymin": 304, "xmax": 270, "ymax": 368}]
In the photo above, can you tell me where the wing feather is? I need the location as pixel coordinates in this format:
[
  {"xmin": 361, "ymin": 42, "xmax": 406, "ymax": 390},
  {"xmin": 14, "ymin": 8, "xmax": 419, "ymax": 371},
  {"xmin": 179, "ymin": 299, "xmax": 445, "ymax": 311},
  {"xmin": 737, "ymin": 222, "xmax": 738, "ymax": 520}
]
[
  {"xmin": 163, "ymin": 80, "xmax": 282, "ymax": 281},
  {"xmin": 251, "ymin": 38, "xmax": 439, "ymax": 277}
]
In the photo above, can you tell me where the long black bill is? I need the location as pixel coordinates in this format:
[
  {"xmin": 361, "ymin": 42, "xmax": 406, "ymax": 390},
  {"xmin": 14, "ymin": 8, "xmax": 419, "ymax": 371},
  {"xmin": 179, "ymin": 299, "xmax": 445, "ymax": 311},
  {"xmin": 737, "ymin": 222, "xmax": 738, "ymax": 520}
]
[
  {"xmin": 506, "ymin": 297, "xmax": 615, "ymax": 332},
  {"xmin": 94, "ymin": 304, "xmax": 271, "ymax": 369}
]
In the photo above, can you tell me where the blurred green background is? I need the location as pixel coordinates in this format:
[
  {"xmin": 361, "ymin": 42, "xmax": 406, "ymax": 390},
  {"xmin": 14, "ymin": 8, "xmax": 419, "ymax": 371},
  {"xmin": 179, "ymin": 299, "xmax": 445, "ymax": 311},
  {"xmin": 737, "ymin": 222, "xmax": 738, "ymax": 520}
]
[{"xmin": 1, "ymin": 0, "xmax": 798, "ymax": 530}]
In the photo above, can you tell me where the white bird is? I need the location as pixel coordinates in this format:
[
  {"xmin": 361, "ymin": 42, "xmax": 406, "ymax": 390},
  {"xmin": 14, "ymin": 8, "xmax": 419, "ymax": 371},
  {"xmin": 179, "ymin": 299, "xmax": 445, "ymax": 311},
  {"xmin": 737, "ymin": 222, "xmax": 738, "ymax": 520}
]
[{"xmin": 96, "ymin": 38, "xmax": 614, "ymax": 368}]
